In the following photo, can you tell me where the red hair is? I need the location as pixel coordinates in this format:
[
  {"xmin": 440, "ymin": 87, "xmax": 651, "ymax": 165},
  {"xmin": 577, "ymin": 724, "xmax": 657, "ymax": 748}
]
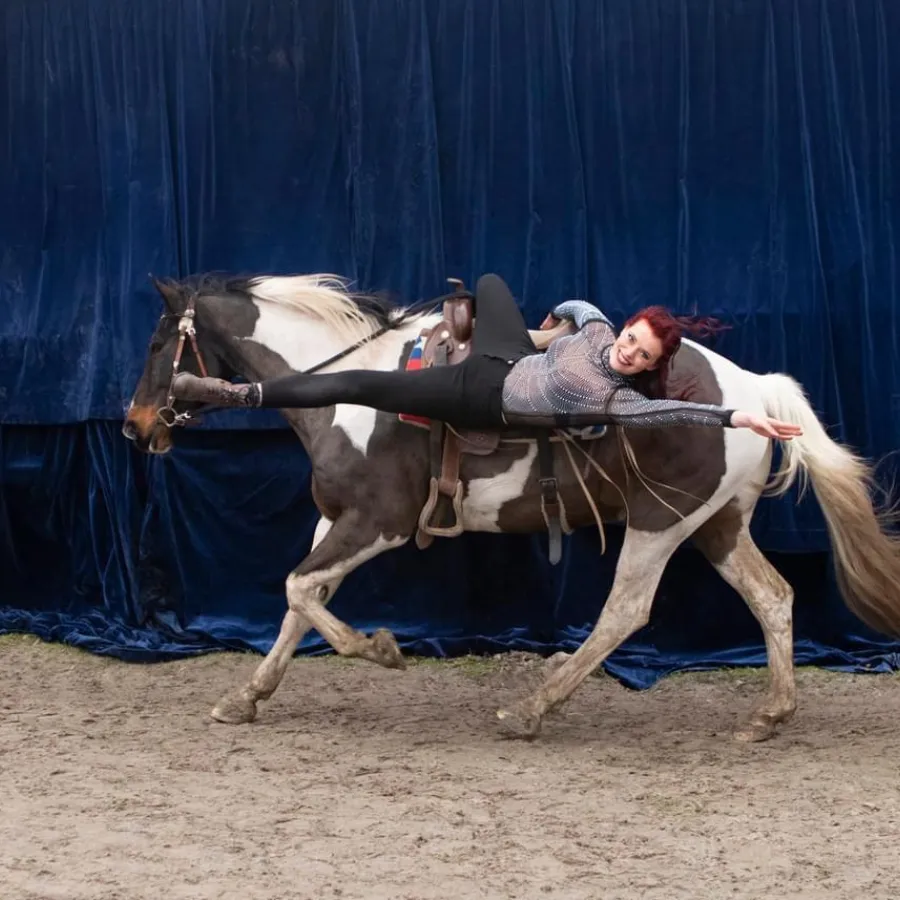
[{"xmin": 623, "ymin": 305, "xmax": 731, "ymax": 398}]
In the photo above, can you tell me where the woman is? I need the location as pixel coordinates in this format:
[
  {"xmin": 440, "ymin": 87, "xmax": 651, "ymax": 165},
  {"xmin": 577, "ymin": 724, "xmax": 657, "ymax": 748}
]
[{"xmin": 171, "ymin": 273, "xmax": 801, "ymax": 441}]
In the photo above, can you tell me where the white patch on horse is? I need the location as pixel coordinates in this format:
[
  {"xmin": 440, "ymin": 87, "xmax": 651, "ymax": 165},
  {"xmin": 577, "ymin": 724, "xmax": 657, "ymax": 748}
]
[
  {"xmin": 247, "ymin": 300, "xmax": 360, "ymax": 375},
  {"xmin": 328, "ymin": 406, "xmax": 377, "ymax": 454},
  {"xmin": 461, "ymin": 442, "xmax": 538, "ymax": 532}
]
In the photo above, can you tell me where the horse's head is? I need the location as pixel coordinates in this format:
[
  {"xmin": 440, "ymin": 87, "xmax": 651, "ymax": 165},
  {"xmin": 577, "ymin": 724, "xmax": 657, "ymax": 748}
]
[
  {"xmin": 124, "ymin": 270, "xmax": 432, "ymax": 454},
  {"xmin": 123, "ymin": 277, "xmax": 230, "ymax": 454}
]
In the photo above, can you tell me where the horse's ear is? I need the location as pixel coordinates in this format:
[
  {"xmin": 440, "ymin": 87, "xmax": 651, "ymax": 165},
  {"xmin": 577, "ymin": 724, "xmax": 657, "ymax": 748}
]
[{"xmin": 149, "ymin": 274, "xmax": 185, "ymax": 313}]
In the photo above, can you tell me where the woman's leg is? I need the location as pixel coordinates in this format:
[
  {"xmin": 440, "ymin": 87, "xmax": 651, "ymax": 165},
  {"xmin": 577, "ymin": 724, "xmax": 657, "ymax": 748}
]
[
  {"xmin": 171, "ymin": 357, "xmax": 508, "ymax": 429},
  {"xmin": 257, "ymin": 366, "xmax": 469, "ymax": 420},
  {"xmin": 471, "ymin": 274, "xmax": 537, "ymax": 362}
]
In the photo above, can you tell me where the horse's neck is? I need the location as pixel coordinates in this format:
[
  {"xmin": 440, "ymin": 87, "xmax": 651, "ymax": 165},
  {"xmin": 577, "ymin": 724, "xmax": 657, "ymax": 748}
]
[
  {"xmin": 243, "ymin": 300, "xmax": 436, "ymax": 373},
  {"xmin": 224, "ymin": 301, "xmax": 438, "ymax": 443}
]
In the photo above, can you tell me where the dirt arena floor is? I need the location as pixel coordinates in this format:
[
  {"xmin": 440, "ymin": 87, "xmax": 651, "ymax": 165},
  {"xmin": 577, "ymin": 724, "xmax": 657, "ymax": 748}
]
[{"xmin": 2, "ymin": 634, "xmax": 899, "ymax": 900}]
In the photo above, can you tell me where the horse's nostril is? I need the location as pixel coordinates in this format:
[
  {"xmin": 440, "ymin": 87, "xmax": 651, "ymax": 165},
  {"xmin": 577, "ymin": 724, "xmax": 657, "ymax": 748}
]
[{"xmin": 122, "ymin": 421, "xmax": 137, "ymax": 441}]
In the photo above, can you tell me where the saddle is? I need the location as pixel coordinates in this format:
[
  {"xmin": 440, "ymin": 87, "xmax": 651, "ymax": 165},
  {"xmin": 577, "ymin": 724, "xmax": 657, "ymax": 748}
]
[{"xmin": 404, "ymin": 278, "xmax": 607, "ymax": 564}]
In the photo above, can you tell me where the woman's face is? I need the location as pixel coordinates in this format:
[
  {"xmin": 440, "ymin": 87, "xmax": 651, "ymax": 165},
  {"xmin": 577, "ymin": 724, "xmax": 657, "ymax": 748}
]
[{"xmin": 609, "ymin": 318, "xmax": 664, "ymax": 375}]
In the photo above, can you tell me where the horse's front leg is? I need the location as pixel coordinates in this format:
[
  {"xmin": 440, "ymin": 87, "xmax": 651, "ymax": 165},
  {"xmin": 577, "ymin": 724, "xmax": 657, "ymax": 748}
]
[
  {"xmin": 210, "ymin": 512, "xmax": 408, "ymax": 725},
  {"xmin": 496, "ymin": 527, "xmax": 682, "ymax": 739}
]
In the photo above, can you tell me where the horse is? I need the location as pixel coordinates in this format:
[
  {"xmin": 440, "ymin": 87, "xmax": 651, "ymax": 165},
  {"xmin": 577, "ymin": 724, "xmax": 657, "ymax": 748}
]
[{"xmin": 123, "ymin": 272, "xmax": 900, "ymax": 743}]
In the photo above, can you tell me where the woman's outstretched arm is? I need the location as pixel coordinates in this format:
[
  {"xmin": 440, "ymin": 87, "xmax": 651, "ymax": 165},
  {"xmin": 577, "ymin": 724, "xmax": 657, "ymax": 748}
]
[{"xmin": 595, "ymin": 384, "xmax": 801, "ymax": 440}]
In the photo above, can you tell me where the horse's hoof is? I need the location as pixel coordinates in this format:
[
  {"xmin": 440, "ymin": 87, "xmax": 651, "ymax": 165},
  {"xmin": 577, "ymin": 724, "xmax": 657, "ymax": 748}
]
[
  {"xmin": 733, "ymin": 716, "xmax": 777, "ymax": 743},
  {"xmin": 210, "ymin": 692, "xmax": 258, "ymax": 725},
  {"xmin": 496, "ymin": 705, "xmax": 543, "ymax": 740},
  {"xmin": 371, "ymin": 628, "xmax": 407, "ymax": 670}
]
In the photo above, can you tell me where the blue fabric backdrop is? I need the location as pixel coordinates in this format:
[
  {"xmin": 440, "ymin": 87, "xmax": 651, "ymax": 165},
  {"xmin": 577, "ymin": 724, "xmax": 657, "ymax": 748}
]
[{"xmin": 3, "ymin": 0, "xmax": 900, "ymax": 686}]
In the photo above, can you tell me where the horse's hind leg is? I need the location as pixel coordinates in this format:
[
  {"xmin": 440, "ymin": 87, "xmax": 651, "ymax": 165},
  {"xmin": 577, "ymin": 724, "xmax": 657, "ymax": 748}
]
[
  {"xmin": 692, "ymin": 505, "xmax": 797, "ymax": 742},
  {"xmin": 210, "ymin": 512, "xmax": 408, "ymax": 725},
  {"xmin": 497, "ymin": 526, "xmax": 686, "ymax": 739}
]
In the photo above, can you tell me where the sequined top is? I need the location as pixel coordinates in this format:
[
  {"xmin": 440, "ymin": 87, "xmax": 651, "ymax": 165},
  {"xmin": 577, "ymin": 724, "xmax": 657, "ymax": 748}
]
[{"xmin": 500, "ymin": 300, "xmax": 735, "ymax": 428}]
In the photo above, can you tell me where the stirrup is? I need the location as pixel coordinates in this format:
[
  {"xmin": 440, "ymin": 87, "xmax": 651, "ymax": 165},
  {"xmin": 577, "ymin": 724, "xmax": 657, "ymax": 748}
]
[{"xmin": 417, "ymin": 476, "xmax": 465, "ymax": 537}]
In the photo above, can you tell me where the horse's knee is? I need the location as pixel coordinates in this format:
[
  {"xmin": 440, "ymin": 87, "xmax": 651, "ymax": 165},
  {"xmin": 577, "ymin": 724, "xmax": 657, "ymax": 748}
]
[
  {"xmin": 756, "ymin": 573, "xmax": 794, "ymax": 631},
  {"xmin": 285, "ymin": 571, "xmax": 328, "ymax": 612}
]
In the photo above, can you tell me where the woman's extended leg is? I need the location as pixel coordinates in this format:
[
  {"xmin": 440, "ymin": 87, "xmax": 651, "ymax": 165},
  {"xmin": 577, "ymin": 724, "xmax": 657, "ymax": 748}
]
[
  {"xmin": 256, "ymin": 365, "xmax": 475, "ymax": 422},
  {"xmin": 171, "ymin": 355, "xmax": 512, "ymax": 429}
]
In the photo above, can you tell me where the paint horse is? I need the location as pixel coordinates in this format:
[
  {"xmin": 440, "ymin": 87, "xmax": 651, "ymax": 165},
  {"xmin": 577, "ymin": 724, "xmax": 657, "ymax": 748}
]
[{"xmin": 124, "ymin": 273, "xmax": 900, "ymax": 742}]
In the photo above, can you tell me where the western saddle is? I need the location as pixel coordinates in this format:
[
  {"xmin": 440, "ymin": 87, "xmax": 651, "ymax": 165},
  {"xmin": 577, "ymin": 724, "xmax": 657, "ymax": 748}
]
[{"xmin": 406, "ymin": 278, "xmax": 607, "ymax": 564}]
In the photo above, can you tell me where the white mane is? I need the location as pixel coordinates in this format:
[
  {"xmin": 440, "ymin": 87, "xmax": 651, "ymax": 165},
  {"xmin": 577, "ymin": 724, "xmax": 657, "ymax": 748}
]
[{"xmin": 246, "ymin": 274, "xmax": 411, "ymax": 347}]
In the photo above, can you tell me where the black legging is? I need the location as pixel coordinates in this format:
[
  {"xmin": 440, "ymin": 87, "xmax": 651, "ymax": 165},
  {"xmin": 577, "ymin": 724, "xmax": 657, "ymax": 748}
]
[{"xmin": 256, "ymin": 273, "xmax": 537, "ymax": 429}]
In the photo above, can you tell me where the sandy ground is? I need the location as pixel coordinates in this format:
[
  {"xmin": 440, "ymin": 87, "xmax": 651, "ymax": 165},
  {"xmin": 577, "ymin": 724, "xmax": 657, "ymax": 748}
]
[{"xmin": 1, "ymin": 635, "xmax": 899, "ymax": 900}]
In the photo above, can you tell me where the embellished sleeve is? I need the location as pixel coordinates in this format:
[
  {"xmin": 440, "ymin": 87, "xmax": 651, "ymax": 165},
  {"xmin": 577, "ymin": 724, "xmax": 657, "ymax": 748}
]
[
  {"xmin": 551, "ymin": 299, "xmax": 613, "ymax": 331},
  {"xmin": 604, "ymin": 385, "xmax": 735, "ymax": 428}
]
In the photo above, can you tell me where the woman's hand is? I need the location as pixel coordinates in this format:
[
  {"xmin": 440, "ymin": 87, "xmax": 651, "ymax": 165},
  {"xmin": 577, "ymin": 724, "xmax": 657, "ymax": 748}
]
[
  {"xmin": 539, "ymin": 313, "xmax": 561, "ymax": 331},
  {"xmin": 530, "ymin": 314, "xmax": 576, "ymax": 350},
  {"xmin": 730, "ymin": 410, "xmax": 803, "ymax": 440}
]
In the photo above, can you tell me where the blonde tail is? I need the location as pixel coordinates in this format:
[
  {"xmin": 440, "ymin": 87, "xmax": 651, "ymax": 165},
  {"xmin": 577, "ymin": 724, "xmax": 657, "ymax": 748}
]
[{"xmin": 755, "ymin": 372, "xmax": 900, "ymax": 637}]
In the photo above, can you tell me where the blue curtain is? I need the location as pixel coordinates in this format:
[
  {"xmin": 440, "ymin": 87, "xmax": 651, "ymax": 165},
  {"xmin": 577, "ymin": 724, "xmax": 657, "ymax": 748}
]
[{"xmin": 3, "ymin": 0, "xmax": 899, "ymax": 686}]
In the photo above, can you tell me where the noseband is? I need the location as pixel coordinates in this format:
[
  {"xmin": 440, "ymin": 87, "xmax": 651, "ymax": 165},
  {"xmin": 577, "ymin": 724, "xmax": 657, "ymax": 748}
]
[{"xmin": 156, "ymin": 296, "xmax": 210, "ymax": 428}]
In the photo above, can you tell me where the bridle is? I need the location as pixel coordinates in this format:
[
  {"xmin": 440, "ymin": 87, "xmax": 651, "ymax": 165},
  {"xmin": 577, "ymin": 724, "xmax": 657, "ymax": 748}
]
[
  {"xmin": 153, "ymin": 286, "xmax": 470, "ymax": 430},
  {"xmin": 156, "ymin": 296, "xmax": 211, "ymax": 428}
]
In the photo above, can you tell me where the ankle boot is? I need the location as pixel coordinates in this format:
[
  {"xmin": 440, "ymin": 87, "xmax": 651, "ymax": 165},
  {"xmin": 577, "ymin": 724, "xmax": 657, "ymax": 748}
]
[{"xmin": 171, "ymin": 373, "xmax": 261, "ymax": 407}]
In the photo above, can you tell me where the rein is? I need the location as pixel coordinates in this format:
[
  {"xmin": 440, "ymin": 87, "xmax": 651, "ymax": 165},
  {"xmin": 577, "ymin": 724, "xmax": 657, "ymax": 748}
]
[
  {"xmin": 155, "ymin": 288, "xmax": 469, "ymax": 430},
  {"xmin": 300, "ymin": 322, "xmax": 394, "ymax": 375}
]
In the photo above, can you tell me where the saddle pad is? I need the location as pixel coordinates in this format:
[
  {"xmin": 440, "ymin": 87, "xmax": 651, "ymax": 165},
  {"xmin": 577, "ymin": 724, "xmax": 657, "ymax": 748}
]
[{"xmin": 398, "ymin": 333, "xmax": 431, "ymax": 429}]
